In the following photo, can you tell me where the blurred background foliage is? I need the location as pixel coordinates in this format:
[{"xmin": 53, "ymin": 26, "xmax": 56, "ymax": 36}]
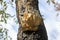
[
  {"xmin": 0, "ymin": 28, "xmax": 12, "ymax": 40},
  {"xmin": 0, "ymin": 0, "xmax": 15, "ymax": 40},
  {"xmin": 0, "ymin": 0, "xmax": 15, "ymax": 24},
  {"xmin": 47, "ymin": 0, "xmax": 60, "ymax": 11}
]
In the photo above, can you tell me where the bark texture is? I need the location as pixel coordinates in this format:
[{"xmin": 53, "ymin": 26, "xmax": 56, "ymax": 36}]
[{"xmin": 16, "ymin": 0, "xmax": 48, "ymax": 40}]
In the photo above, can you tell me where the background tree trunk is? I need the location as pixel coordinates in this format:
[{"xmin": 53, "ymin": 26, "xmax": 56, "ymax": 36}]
[{"xmin": 16, "ymin": 0, "xmax": 48, "ymax": 40}]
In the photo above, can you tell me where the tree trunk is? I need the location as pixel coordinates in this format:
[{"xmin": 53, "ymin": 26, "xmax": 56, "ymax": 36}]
[{"xmin": 16, "ymin": 0, "xmax": 48, "ymax": 40}]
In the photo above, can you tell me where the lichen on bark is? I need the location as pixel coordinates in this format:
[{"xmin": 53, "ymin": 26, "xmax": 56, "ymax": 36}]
[{"xmin": 16, "ymin": 0, "xmax": 48, "ymax": 40}]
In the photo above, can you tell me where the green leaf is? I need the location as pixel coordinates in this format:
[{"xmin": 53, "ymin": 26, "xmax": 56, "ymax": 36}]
[
  {"xmin": 0, "ymin": 19, "xmax": 4, "ymax": 22},
  {"xmin": 4, "ymin": 2, "xmax": 6, "ymax": 6},
  {"xmin": 0, "ymin": 28, "xmax": 3, "ymax": 32},
  {"xmin": 4, "ymin": 18, "xmax": 7, "ymax": 23}
]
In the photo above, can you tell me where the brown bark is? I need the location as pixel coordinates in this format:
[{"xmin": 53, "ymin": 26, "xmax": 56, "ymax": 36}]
[{"xmin": 16, "ymin": 0, "xmax": 48, "ymax": 40}]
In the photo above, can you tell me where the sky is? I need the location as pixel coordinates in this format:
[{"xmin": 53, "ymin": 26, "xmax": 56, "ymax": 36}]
[
  {"xmin": 0, "ymin": 0, "xmax": 60, "ymax": 40},
  {"xmin": 39, "ymin": 0, "xmax": 60, "ymax": 40}
]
